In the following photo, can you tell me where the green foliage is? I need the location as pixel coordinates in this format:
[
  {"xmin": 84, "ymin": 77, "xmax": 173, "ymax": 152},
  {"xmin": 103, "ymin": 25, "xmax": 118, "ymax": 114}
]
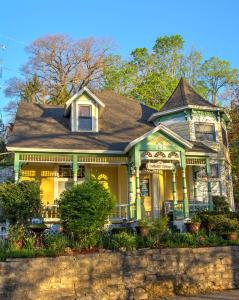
[
  {"xmin": 71, "ymin": 231, "xmax": 103, "ymax": 249},
  {"xmin": 228, "ymin": 101, "xmax": 239, "ymax": 209},
  {"xmin": 137, "ymin": 219, "xmax": 151, "ymax": 227},
  {"xmin": 109, "ymin": 232, "xmax": 137, "ymax": 251},
  {"xmin": 190, "ymin": 214, "xmax": 201, "ymax": 223},
  {"xmin": 200, "ymin": 57, "xmax": 238, "ymax": 104},
  {"xmin": 8, "ymin": 225, "xmax": 26, "ymax": 247},
  {"xmin": 21, "ymin": 74, "xmax": 41, "ymax": 103},
  {"xmin": 43, "ymin": 233, "xmax": 69, "ymax": 252},
  {"xmin": 151, "ymin": 216, "xmax": 169, "ymax": 236},
  {"xmin": 161, "ymin": 232, "xmax": 198, "ymax": 248},
  {"xmin": 0, "ymin": 181, "xmax": 42, "ymax": 225},
  {"xmin": 199, "ymin": 212, "xmax": 238, "ymax": 234},
  {"xmin": 212, "ymin": 196, "xmax": 230, "ymax": 213},
  {"xmin": 58, "ymin": 178, "xmax": 115, "ymax": 238},
  {"xmin": 24, "ymin": 235, "xmax": 36, "ymax": 250}
]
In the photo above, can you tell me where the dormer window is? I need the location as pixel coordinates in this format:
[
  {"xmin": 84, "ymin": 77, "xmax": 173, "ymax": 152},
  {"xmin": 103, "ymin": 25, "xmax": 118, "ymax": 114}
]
[
  {"xmin": 64, "ymin": 86, "xmax": 105, "ymax": 133},
  {"xmin": 78, "ymin": 105, "xmax": 92, "ymax": 131}
]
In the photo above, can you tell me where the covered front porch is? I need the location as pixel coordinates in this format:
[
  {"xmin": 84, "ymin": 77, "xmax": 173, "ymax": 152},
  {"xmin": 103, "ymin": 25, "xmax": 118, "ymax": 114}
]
[{"xmin": 13, "ymin": 149, "xmax": 213, "ymax": 224}]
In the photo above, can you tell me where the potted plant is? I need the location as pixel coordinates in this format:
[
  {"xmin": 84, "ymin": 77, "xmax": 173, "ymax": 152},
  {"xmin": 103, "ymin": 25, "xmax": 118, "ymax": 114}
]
[
  {"xmin": 29, "ymin": 223, "xmax": 48, "ymax": 247},
  {"xmin": 186, "ymin": 214, "xmax": 201, "ymax": 234},
  {"xmin": 216, "ymin": 217, "xmax": 238, "ymax": 241},
  {"xmin": 136, "ymin": 219, "xmax": 151, "ymax": 237}
]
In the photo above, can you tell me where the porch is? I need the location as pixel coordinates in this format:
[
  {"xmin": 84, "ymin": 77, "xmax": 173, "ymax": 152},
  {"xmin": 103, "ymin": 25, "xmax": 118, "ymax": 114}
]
[{"xmin": 13, "ymin": 152, "xmax": 213, "ymax": 224}]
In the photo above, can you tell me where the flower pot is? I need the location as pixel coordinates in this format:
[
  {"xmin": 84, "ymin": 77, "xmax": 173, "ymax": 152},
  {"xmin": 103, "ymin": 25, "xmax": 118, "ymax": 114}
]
[
  {"xmin": 222, "ymin": 232, "xmax": 238, "ymax": 241},
  {"xmin": 136, "ymin": 226, "xmax": 150, "ymax": 237},
  {"xmin": 186, "ymin": 222, "xmax": 201, "ymax": 234}
]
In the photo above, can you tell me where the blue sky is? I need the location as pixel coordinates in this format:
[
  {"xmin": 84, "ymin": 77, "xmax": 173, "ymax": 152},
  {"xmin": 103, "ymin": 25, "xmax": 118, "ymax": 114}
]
[{"xmin": 0, "ymin": 0, "xmax": 239, "ymax": 120}]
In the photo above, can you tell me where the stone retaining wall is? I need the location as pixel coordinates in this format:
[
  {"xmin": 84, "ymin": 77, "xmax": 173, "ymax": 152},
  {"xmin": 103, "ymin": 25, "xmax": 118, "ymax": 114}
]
[{"xmin": 1, "ymin": 246, "xmax": 239, "ymax": 300}]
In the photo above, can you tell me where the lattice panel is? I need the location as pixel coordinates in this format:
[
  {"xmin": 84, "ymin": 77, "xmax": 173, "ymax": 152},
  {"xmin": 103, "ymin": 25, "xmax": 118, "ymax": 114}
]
[
  {"xmin": 186, "ymin": 158, "xmax": 206, "ymax": 166},
  {"xmin": 19, "ymin": 154, "xmax": 72, "ymax": 163},
  {"xmin": 78, "ymin": 156, "xmax": 128, "ymax": 164}
]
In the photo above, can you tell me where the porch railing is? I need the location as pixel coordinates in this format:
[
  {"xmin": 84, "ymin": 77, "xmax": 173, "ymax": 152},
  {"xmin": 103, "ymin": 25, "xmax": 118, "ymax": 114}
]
[
  {"xmin": 164, "ymin": 200, "xmax": 208, "ymax": 219},
  {"xmin": 43, "ymin": 204, "xmax": 133, "ymax": 223},
  {"xmin": 111, "ymin": 204, "xmax": 129, "ymax": 220},
  {"xmin": 42, "ymin": 205, "xmax": 60, "ymax": 222}
]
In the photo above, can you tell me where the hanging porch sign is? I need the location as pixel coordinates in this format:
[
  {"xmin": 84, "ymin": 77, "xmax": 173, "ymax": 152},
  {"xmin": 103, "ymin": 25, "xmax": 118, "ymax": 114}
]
[{"xmin": 146, "ymin": 161, "xmax": 174, "ymax": 170}]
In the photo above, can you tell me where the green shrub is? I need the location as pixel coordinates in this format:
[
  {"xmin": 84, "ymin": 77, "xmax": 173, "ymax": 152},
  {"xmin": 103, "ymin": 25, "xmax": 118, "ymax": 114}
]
[
  {"xmin": 214, "ymin": 218, "xmax": 238, "ymax": 234},
  {"xmin": 136, "ymin": 235, "xmax": 157, "ymax": 249},
  {"xmin": 138, "ymin": 219, "xmax": 151, "ymax": 227},
  {"xmin": 24, "ymin": 235, "xmax": 36, "ymax": 250},
  {"xmin": 190, "ymin": 214, "xmax": 201, "ymax": 223},
  {"xmin": 0, "ymin": 181, "xmax": 42, "ymax": 225},
  {"xmin": 111, "ymin": 227, "xmax": 129, "ymax": 235},
  {"xmin": 161, "ymin": 232, "xmax": 198, "ymax": 248},
  {"xmin": 58, "ymin": 178, "xmax": 115, "ymax": 239},
  {"xmin": 109, "ymin": 232, "xmax": 137, "ymax": 251},
  {"xmin": 212, "ymin": 196, "xmax": 230, "ymax": 213},
  {"xmin": 71, "ymin": 231, "xmax": 102, "ymax": 249},
  {"xmin": 43, "ymin": 233, "xmax": 69, "ymax": 252},
  {"xmin": 151, "ymin": 216, "xmax": 169, "ymax": 237},
  {"xmin": 200, "ymin": 213, "xmax": 238, "ymax": 234},
  {"xmin": 8, "ymin": 225, "xmax": 26, "ymax": 248}
]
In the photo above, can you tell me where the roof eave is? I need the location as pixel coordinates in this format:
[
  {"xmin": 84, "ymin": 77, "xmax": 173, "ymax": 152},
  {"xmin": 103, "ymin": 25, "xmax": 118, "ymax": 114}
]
[{"xmin": 148, "ymin": 105, "xmax": 224, "ymax": 122}]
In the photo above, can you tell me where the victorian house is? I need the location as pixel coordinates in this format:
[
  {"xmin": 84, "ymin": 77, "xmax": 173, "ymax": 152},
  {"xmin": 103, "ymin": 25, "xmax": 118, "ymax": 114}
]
[{"xmin": 6, "ymin": 78, "xmax": 234, "ymax": 223}]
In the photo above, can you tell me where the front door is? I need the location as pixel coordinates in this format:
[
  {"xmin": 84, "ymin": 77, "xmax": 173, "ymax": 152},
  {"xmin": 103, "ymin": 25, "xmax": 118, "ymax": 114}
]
[{"xmin": 140, "ymin": 174, "xmax": 152, "ymax": 219}]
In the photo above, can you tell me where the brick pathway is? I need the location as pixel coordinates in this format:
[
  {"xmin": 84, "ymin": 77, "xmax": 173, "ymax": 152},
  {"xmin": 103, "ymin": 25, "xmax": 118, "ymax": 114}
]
[{"xmin": 171, "ymin": 289, "xmax": 239, "ymax": 299}]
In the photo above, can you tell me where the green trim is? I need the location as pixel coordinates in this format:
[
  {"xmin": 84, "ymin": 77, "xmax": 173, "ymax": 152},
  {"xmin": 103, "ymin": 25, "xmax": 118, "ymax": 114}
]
[
  {"xmin": 155, "ymin": 111, "xmax": 186, "ymax": 124},
  {"xmin": 14, "ymin": 153, "xmax": 20, "ymax": 181},
  {"xmin": 206, "ymin": 158, "xmax": 213, "ymax": 211},
  {"xmin": 127, "ymin": 163, "xmax": 134, "ymax": 220},
  {"xmin": 182, "ymin": 167, "xmax": 189, "ymax": 218},
  {"xmin": 72, "ymin": 154, "xmax": 78, "ymax": 183},
  {"xmin": 135, "ymin": 167, "xmax": 141, "ymax": 220},
  {"xmin": 172, "ymin": 168, "xmax": 177, "ymax": 206}
]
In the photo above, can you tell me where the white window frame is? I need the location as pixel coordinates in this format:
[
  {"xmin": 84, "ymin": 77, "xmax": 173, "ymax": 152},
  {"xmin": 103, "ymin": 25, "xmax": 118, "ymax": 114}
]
[
  {"xmin": 194, "ymin": 122, "xmax": 217, "ymax": 142},
  {"xmin": 77, "ymin": 104, "xmax": 93, "ymax": 132}
]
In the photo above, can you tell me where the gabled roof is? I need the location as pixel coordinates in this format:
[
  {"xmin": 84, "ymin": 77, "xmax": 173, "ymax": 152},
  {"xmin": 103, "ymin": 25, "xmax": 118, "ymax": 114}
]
[
  {"xmin": 124, "ymin": 124, "xmax": 193, "ymax": 153},
  {"xmin": 64, "ymin": 86, "xmax": 105, "ymax": 117},
  {"xmin": 160, "ymin": 77, "xmax": 216, "ymax": 112}
]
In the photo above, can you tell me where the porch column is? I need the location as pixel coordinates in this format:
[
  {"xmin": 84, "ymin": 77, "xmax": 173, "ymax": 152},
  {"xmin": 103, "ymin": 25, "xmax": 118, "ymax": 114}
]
[
  {"xmin": 182, "ymin": 166, "xmax": 189, "ymax": 218},
  {"xmin": 193, "ymin": 167, "xmax": 198, "ymax": 201},
  {"xmin": 172, "ymin": 168, "xmax": 177, "ymax": 206},
  {"xmin": 206, "ymin": 158, "xmax": 213, "ymax": 211},
  {"xmin": 14, "ymin": 153, "xmax": 20, "ymax": 182},
  {"xmin": 73, "ymin": 154, "xmax": 78, "ymax": 184},
  {"xmin": 135, "ymin": 166, "xmax": 142, "ymax": 220},
  {"xmin": 128, "ymin": 164, "xmax": 134, "ymax": 219}
]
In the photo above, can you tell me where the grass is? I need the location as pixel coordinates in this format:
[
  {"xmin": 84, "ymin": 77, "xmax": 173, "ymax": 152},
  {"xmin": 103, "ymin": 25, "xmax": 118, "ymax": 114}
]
[{"xmin": 0, "ymin": 248, "xmax": 58, "ymax": 261}]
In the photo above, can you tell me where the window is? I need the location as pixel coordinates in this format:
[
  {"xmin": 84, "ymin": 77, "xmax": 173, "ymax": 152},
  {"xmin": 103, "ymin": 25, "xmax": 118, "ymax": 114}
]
[
  {"xmin": 58, "ymin": 165, "xmax": 85, "ymax": 179},
  {"xmin": 197, "ymin": 164, "xmax": 220, "ymax": 179},
  {"xmin": 78, "ymin": 105, "xmax": 92, "ymax": 131},
  {"xmin": 221, "ymin": 126, "xmax": 228, "ymax": 147},
  {"xmin": 195, "ymin": 123, "xmax": 216, "ymax": 142}
]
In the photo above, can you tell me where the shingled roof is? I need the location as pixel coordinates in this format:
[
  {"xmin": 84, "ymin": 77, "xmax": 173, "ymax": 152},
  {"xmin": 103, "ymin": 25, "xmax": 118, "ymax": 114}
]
[
  {"xmin": 160, "ymin": 77, "xmax": 217, "ymax": 112},
  {"xmin": 7, "ymin": 90, "xmax": 158, "ymax": 152}
]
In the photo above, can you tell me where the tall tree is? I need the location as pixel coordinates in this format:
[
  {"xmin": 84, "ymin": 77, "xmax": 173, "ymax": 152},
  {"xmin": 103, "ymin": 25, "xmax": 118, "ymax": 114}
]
[
  {"xmin": 226, "ymin": 86, "xmax": 239, "ymax": 208},
  {"xmin": 200, "ymin": 57, "xmax": 238, "ymax": 105},
  {"xmin": 153, "ymin": 34, "xmax": 184, "ymax": 78},
  {"xmin": 5, "ymin": 35, "xmax": 113, "ymax": 104}
]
